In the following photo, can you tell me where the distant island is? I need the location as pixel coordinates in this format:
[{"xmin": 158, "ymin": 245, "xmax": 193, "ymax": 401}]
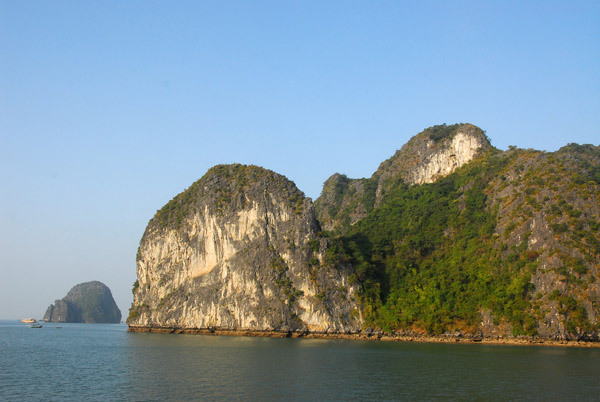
[
  {"xmin": 44, "ymin": 281, "xmax": 121, "ymax": 323},
  {"xmin": 127, "ymin": 123, "xmax": 600, "ymax": 344}
]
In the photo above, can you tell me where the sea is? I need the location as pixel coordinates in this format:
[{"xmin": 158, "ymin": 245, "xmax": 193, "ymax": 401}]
[{"xmin": 1, "ymin": 320, "xmax": 600, "ymax": 401}]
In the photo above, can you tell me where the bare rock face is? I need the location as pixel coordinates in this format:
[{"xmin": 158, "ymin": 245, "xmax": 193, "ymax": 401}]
[
  {"xmin": 44, "ymin": 299, "xmax": 78, "ymax": 323},
  {"xmin": 316, "ymin": 123, "xmax": 490, "ymax": 231},
  {"xmin": 376, "ymin": 123, "xmax": 490, "ymax": 189},
  {"xmin": 128, "ymin": 164, "xmax": 362, "ymax": 333}
]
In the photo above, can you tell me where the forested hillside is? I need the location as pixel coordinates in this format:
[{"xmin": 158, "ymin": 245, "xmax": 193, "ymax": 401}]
[{"xmin": 316, "ymin": 125, "xmax": 600, "ymax": 340}]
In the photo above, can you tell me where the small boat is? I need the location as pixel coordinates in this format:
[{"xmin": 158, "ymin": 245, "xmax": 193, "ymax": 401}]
[
  {"xmin": 31, "ymin": 324, "xmax": 43, "ymax": 328},
  {"xmin": 21, "ymin": 318, "xmax": 37, "ymax": 324}
]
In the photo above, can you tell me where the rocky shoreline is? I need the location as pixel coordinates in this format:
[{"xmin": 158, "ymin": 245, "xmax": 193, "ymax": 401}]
[{"xmin": 127, "ymin": 326, "xmax": 600, "ymax": 348}]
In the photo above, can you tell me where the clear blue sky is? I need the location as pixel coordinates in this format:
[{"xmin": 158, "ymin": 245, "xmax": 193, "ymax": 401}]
[{"xmin": 1, "ymin": 1, "xmax": 598, "ymax": 319}]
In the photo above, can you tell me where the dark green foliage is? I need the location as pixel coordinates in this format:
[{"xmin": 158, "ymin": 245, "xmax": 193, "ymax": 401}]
[
  {"xmin": 333, "ymin": 151, "xmax": 540, "ymax": 334},
  {"xmin": 316, "ymin": 142, "xmax": 600, "ymax": 337},
  {"xmin": 558, "ymin": 143, "xmax": 600, "ymax": 184},
  {"xmin": 361, "ymin": 177, "xmax": 379, "ymax": 213},
  {"xmin": 271, "ymin": 256, "xmax": 302, "ymax": 304},
  {"xmin": 308, "ymin": 239, "xmax": 320, "ymax": 253},
  {"xmin": 572, "ymin": 260, "xmax": 589, "ymax": 275},
  {"xmin": 319, "ymin": 175, "xmax": 379, "ymax": 232},
  {"xmin": 322, "ymin": 237, "xmax": 349, "ymax": 268},
  {"xmin": 425, "ymin": 124, "xmax": 461, "ymax": 143},
  {"xmin": 550, "ymin": 292, "xmax": 593, "ymax": 334},
  {"xmin": 552, "ymin": 223, "xmax": 569, "ymax": 234},
  {"xmin": 323, "ymin": 174, "xmax": 351, "ymax": 219}
]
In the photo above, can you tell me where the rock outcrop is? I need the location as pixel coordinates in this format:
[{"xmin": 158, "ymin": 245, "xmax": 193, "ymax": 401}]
[
  {"xmin": 374, "ymin": 123, "xmax": 489, "ymax": 190},
  {"xmin": 315, "ymin": 123, "xmax": 490, "ymax": 231},
  {"xmin": 128, "ymin": 124, "xmax": 600, "ymax": 343},
  {"xmin": 128, "ymin": 164, "xmax": 362, "ymax": 333},
  {"xmin": 44, "ymin": 281, "xmax": 121, "ymax": 323}
]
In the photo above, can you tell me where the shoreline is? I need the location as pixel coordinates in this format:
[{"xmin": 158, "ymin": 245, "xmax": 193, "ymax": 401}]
[{"xmin": 127, "ymin": 326, "xmax": 600, "ymax": 348}]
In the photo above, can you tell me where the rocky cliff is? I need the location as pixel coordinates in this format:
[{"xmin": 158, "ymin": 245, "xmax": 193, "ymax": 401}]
[
  {"xmin": 315, "ymin": 123, "xmax": 490, "ymax": 231},
  {"xmin": 128, "ymin": 124, "xmax": 600, "ymax": 342},
  {"xmin": 128, "ymin": 164, "xmax": 361, "ymax": 333},
  {"xmin": 483, "ymin": 144, "xmax": 600, "ymax": 339},
  {"xmin": 44, "ymin": 281, "xmax": 121, "ymax": 323},
  {"xmin": 375, "ymin": 123, "xmax": 490, "ymax": 187},
  {"xmin": 326, "ymin": 138, "xmax": 599, "ymax": 341}
]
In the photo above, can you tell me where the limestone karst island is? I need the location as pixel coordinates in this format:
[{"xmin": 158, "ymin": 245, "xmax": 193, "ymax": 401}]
[
  {"xmin": 44, "ymin": 281, "xmax": 121, "ymax": 323},
  {"xmin": 127, "ymin": 123, "xmax": 600, "ymax": 344}
]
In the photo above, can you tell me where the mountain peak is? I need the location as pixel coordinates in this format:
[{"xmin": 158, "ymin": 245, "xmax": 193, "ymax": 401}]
[
  {"xmin": 376, "ymin": 123, "xmax": 491, "ymax": 187},
  {"xmin": 315, "ymin": 123, "xmax": 491, "ymax": 231}
]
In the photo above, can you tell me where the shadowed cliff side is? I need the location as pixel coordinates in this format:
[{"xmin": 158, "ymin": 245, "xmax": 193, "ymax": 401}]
[{"xmin": 44, "ymin": 281, "xmax": 121, "ymax": 323}]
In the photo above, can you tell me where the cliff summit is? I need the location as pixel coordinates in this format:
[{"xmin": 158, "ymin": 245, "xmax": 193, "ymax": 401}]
[{"xmin": 315, "ymin": 123, "xmax": 490, "ymax": 231}]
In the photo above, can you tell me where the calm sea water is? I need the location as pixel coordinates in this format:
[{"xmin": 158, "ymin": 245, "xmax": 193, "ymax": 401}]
[{"xmin": 1, "ymin": 320, "xmax": 600, "ymax": 401}]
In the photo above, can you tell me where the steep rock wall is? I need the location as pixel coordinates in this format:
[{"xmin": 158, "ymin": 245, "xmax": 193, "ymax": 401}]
[
  {"xmin": 393, "ymin": 130, "xmax": 487, "ymax": 185},
  {"xmin": 128, "ymin": 165, "xmax": 362, "ymax": 333}
]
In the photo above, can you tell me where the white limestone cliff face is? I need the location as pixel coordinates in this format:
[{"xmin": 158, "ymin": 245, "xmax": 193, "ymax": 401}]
[
  {"xmin": 375, "ymin": 124, "xmax": 490, "ymax": 203},
  {"xmin": 128, "ymin": 165, "xmax": 362, "ymax": 333},
  {"xmin": 405, "ymin": 131, "xmax": 487, "ymax": 185}
]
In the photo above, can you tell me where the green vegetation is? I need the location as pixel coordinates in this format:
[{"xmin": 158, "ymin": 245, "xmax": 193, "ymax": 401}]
[
  {"xmin": 271, "ymin": 255, "xmax": 303, "ymax": 304},
  {"xmin": 152, "ymin": 164, "xmax": 306, "ymax": 230},
  {"xmin": 328, "ymin": 150, "xmax": 543, "ymax": 335},
  {"xmin": 127, "ymin": 307, "xmax": 140, "ymax": 321},
  {"xmin": 425, "ymin": 123, "xmax": 461, "ymax": 143},
  {"xmin": 312, "ymin": 137, "xmax": 600, "ymax": 338},
  {"xmin": 316, "ymin": 175, "xmax": 379, "ymax": 233},
  {"xmin": 319, "ymin": 142, "xmax": 600, "ymax": 337},
  {"xmin": 127, "ymin": 303, "xmax": 149, "ymax": 323},
  {"xmin": 559, "ymin": 143, "xmax": 600, "ymax": 185},
  {"xmin": 140, "ymin": 137, "xmax": 599, "ymax": 338}
]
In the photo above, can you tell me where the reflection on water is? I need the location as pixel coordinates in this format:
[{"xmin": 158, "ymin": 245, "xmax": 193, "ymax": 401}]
[{"xmin": 1, "ymin": 321, "xmax": 600, "ymax": 401}]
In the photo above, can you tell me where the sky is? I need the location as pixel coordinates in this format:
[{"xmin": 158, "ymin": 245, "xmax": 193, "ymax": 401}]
[{"xmin": 1, "ymin": 1, "xmax": 598, "ymax": 320}]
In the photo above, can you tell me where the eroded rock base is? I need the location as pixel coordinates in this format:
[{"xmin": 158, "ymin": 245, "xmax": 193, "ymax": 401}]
[{"xmin": 127, "ymin": 326, "xmax": 600, "ymax": 348}]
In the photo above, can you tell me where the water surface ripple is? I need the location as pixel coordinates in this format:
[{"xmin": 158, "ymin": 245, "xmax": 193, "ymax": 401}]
[{"xmin": 1, "ymin": 321, "xmax": 599, "ymax": 401}]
